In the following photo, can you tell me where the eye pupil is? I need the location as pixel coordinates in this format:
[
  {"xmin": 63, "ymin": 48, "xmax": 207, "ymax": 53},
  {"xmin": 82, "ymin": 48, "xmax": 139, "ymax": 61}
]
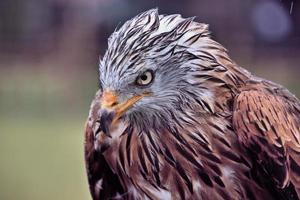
[
  {"xmin": 136, "ymin": 70, "xmax": 154, "ymax": 86},
  {"xmin": 141, "ymin": 75, "xmax": 148, "ymax": 81}
]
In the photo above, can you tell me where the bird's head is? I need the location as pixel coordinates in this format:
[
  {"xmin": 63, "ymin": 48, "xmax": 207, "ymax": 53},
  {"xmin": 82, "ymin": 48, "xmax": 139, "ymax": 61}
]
[{"xmin": 97, "ymin": 9, "xmax": 238, "ymax": 136}]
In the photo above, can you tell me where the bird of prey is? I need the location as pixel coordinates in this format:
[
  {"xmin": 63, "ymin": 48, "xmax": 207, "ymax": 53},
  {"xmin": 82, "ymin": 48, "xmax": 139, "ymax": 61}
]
[{"xmin": 84, "ymin": 9, "xmax": 300, "ymax": 200}]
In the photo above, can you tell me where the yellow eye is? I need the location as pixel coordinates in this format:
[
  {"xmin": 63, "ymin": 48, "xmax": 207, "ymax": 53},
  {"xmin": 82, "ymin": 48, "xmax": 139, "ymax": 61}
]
[{"xmin": 136, "ymin": 70, "xmax": 154, "ymax": 86}]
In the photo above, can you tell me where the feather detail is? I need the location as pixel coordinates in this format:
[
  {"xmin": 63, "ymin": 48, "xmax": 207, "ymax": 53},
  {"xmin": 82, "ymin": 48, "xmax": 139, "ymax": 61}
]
[{"xmin": 85, "ymin": 9, "xmax": 300, "ymax": 200}]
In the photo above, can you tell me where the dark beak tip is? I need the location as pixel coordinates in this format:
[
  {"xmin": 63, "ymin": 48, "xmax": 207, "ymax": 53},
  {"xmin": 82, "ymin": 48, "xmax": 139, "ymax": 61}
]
[{"xmin": 99, "ymin": 109, "xmax": 116, "ymax": 137}]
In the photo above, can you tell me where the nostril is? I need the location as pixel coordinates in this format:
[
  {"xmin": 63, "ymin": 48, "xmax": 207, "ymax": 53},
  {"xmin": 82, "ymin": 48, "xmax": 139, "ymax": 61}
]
[{"xmin": 111, "ymin": 102, "xmax": 118, "ymax": 107}]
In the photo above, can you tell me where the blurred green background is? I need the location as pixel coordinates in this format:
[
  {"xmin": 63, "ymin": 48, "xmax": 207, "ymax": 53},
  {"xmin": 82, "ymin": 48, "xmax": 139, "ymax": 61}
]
[{"xmin": 0, "ymin": 0, "xmax": 299, "ymax": 200}]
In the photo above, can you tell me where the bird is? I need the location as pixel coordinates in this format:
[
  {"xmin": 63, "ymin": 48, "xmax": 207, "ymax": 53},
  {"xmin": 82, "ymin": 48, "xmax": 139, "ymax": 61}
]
[{"xmin": 84, "ymin": 9, "xmax": 300, "ymax": 200}]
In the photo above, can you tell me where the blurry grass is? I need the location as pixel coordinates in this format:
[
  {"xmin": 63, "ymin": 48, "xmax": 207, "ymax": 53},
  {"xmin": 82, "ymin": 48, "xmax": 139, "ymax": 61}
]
[
  {"xmin": 0, "ymin": 65, "xmax": 96, "ymax": 200},
  {"xmin": 0, "ymin": 116, "xmax": 91, "ymax": 200}
]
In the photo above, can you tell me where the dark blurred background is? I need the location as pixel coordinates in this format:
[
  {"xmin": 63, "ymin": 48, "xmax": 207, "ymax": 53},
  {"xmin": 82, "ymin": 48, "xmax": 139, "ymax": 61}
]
[{"xmin": 0, "ymin": 0, "xmax": 299, "ymax": 199}]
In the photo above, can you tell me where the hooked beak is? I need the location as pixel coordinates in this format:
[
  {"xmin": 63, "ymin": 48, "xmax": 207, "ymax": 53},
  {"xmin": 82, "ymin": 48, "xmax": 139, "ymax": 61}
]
[{"xmin": 98, "ymin": 90, "xmax": 149, "ymax": 137}]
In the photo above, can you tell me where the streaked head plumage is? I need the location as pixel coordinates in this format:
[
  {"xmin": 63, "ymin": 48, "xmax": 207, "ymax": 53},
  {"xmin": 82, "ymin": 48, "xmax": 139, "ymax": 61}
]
[{"xmin": 98, "ymin": 9, "xmax": 231, "ymax": 130}]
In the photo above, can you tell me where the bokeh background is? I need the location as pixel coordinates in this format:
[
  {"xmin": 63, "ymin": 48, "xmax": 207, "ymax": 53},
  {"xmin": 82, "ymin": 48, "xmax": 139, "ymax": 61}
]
[{"xmin": 0, "ymin": 0, "xmax": 299, "ymax": 199}]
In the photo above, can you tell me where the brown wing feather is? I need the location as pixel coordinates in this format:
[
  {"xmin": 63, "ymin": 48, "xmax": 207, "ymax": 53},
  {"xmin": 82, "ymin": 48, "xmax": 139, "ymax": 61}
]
[
  {"xmin": 233, "ymin": 88, "xmax": 300, "ymax": 197},
  {"xmin": 84, "ymin": 91, "xmax": 124, "ymax": 200}
]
